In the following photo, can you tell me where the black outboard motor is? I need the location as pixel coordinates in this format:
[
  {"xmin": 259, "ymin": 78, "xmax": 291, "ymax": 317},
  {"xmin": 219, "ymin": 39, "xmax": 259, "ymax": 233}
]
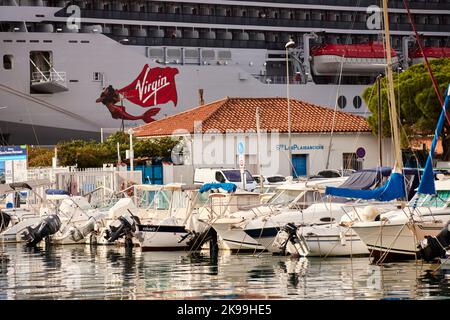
[
  {"xmin": 21, "ymin": 215, "xmax": 61, "ymax": 246},
  {"xmin": 104, "ymin": 213, "xmax": 140, "ymax": 245},
  {"xmin": 279, "ymin": 223, "xmax": 300, "ymax": 256},
  {"xmin": 419, "ymin": 221, "xmax": 450, "ymax": 262},
  {"xmin": 0, "ymin": 210, "xmax": 11, "ymax": 232}
]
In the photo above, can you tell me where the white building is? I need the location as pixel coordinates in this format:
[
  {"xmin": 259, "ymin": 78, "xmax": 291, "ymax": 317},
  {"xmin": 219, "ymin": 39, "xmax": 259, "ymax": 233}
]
[{"xmin": 134, "ymin": 97, "xmax": 393, "ymax": 181}]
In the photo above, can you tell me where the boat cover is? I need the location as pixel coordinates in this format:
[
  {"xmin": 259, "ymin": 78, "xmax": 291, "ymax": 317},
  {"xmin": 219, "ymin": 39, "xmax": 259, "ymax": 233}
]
[
  {"xmin": 199, "ymin": 183, "xmax": 237, "ymax": 193},
  {"xmin": 338, "ymin": 167, "xmax": 391, "ymax": 190},
  {"xmin": 325, "ymin": 172, "xmax": 406, "ymax": 201},
  {"xmin": 418, "ymin": 84, "xmax": 450, "ymax": 195},
  {"xmin": 45, "ymin": 189, "xmax": 70, "ymax": 195}
]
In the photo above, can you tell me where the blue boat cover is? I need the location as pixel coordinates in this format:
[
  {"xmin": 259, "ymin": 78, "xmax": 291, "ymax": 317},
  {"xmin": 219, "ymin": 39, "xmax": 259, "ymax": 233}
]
[
  {"xmin": 325, "ymin": 172, "xmax": 406, "ymax": 201},
  {"xmin": 418, "ymin": 84, "xmax": 450, "ymax": 195},
  {"xmin": 199, "ymin": 183, "xmax": 237, "ymax": 193},
  {"xmin": 338, "ymin": 167, "xmax": 391, "ymax": 190},
  {"xmin": 45, "ymin": 189, "xmax": 69, "ymax": 195}
]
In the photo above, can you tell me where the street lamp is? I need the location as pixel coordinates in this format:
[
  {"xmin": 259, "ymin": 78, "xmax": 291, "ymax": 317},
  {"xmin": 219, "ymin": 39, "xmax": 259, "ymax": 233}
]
[{"xmin": 285, "ymin": 38, "xmax": 295, "ymax": 174}]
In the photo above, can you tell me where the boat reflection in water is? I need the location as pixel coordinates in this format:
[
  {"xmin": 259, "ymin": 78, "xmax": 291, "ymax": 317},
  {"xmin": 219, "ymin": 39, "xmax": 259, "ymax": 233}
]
[{"xmin": 0, "ymin": 244, "xmax": 449, "ymax": 300}]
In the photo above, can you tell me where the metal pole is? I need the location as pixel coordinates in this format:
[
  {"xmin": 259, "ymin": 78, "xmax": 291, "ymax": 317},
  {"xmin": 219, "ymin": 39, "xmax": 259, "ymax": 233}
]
[
  {"xmin": 377, "ymin": 75, "xmax": 383, "ymax": 167},
  {"xmin": 117, "ymin": 142, "xmax": 121, "ymax": 165},
  {"xmin": 286, "ymin": 46, "xmax": 292, "ymax": 172},
  {"xmin": 100, "ymin": 128, "xmax": 104, "ymax": 143},
  {"xmin": 256, "ymin": 107, "xmax": 264, "ymax": 191},
  {"xmin": 128, "ymin": 129, "xmax": 134, "ymax": 171}
]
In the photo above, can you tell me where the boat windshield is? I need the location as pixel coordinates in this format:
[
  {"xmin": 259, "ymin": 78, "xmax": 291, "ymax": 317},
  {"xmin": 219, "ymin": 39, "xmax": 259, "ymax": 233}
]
[
  {"xmin": 138, "ymin": 189, "xmax": 172, "ymax": 210},
  {"xmin": 289, "ymin": 190, "xmax": 324, "ymax": 209},
  {"xmin": 410, "ymin": 190, "xmax": 450, "ymax": 208},
  {"xmin": 171, "ymin": 190, "xmax": 188, "ymax": 209},
  {"xmin": 267, "ymin": 189, "xmax": 303, "ymax": 207},
  {"xmin": 193, "ymin": 191, "xmax": 210, "ymax": 208}
]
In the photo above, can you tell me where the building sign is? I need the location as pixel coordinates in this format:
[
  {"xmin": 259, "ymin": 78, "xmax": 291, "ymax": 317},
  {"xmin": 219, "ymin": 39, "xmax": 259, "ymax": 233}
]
[
  {"xmin": 0, "ymin": 145, "xmax": 27, "ymax": 183},
  {"xmin": 276, "ymin": 144, "xmax": 324, "ymax": 151}
]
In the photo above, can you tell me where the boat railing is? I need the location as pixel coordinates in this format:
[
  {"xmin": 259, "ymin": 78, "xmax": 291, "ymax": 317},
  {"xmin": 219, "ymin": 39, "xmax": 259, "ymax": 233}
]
[{"xmin": 31, "ymin": 71, "xmax": 66, "ymax": 84}]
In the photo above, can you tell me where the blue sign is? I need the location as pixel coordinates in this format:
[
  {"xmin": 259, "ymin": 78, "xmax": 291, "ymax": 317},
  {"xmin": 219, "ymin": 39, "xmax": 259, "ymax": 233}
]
[
  {"xmin": 356, "ymin": 147, "xmax": 366, "ymax": 158},
  {"xmin": 237, "ymin": 141, "xmax": 245, "ymax": 155},
  {"xmin": 276, "ymin": 144, "xmax": 324, "ymax": 151},
  {"xmin": 0, "ymin": 145, "xmax": 27, "ymax": 183}
]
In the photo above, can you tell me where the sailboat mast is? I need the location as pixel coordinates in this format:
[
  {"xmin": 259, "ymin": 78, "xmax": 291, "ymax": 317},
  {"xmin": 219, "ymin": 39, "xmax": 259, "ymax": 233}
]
[{"xmin": 382, "ymin": 0, "xmax": 403, "ymax": 172}]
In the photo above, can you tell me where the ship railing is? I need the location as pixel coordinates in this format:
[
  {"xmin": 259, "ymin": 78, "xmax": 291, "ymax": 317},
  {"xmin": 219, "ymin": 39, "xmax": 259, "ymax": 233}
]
[
  {"xmin": 255, "ymin": 75, "xmax": 302, "ymax": 85},
  {"xmin": 31, "ymin": 71, "xmax": 66, "ymax": 85}
]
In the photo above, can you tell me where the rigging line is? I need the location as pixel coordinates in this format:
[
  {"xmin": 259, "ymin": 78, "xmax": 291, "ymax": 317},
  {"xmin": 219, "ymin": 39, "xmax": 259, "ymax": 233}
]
[
  {"xmin": 306, "ymin": 0, "xmax": 363, "ymax": 170},
  {"xmin": 402, "ymin": 0, "xmax": 447, "ymax": 123},
  {"xmin": 324, "ymin": 50, "xmax": 345, "ymax": 170},
  {"xmin": 0, "ymin": 84, "xmax": 101, "ymax": 128},
  {"xmin": 381, "ymin": 1, "xmax": 403, "ymax": 172},
  {"xmin": 314, "ymin": 0, "xmax": 361, "ymax": 169}
]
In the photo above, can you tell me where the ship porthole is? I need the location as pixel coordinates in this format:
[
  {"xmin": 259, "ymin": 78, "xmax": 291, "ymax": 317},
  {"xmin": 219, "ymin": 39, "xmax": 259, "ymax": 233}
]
[
  {"xmin": 353, "ymin": 96, "xmax": 362, "ymax": 109},
  {"xmin": 337, "ymin": 95, "xmax": 347, "ymax": 109}
]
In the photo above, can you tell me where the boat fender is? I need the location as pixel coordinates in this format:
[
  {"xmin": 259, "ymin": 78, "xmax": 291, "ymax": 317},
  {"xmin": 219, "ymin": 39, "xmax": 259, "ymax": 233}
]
[
  {"xmin": 361, "ymin": 206, "xmax": 381, "ymax": 222},
  {"xmin": 339, "ymin": 231, "xmax": 346, "ymax": 246},
  {"xmin": 21, "ymin": 215, "xmax": 61, "ymax": 246}
]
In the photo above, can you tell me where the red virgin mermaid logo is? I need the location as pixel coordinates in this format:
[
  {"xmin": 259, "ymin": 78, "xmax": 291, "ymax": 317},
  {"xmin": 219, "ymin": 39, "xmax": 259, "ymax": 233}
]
[{"xmin": 96, "ymin": 65, "xmax": 179, "ymax": 123}]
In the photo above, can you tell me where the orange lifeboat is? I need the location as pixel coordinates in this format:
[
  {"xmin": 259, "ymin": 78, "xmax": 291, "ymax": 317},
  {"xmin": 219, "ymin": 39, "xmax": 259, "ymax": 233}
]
[
  {"xmin": 409, "ymin": 47, "xmax": 450, "ymax": 65},
  {"xmin": 310, "ymin": 42, "xmax": 398, "ymax": 76}
]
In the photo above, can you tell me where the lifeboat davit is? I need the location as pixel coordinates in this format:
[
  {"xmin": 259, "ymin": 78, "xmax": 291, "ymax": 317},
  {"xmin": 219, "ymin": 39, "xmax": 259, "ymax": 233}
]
[
  {"xmin": 311, "ymin": 42, "xmax": 398, "ymax": 76},
  {"xmin": 409, "ymin": 47, "xmax": 450, "ymax": 65}
]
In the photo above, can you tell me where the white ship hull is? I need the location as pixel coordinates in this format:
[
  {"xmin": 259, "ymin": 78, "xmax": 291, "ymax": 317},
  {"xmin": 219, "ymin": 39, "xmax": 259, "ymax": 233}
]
[{"xmin": 0, "ymin": 32, "xmax": 369, "ymax": 143}]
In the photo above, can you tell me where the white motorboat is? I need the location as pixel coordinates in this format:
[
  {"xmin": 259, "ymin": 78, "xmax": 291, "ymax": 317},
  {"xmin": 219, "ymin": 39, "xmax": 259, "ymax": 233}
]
[
  {"xmin": 199, "ymin": 189, "xmax": 264, "ymax": 252},
  {"xmin": 107, "ymin": 183, "xmax": 209, "ymax": 251},
  {"xmin": 0, "ymin": 180, "xmax": 58, "ymax": 244},
  {"xmin": 350, "ymin": 179, "xmax": 450, "ymax": 261},
  {"xmin": 243, "ymin": 177, "xmax": 348, "ymax": 253}
]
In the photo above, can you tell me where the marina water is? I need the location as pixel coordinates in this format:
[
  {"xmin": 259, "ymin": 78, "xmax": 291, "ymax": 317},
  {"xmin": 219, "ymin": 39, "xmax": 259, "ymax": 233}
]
[{"xmin": 0, "ymin": 244, "xmax": 449, "ymax": 300}]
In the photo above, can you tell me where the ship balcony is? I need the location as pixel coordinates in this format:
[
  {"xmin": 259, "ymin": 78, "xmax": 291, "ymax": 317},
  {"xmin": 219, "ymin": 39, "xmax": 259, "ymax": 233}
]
[{"xmin": 31, "ymin": 71, "xmax": 68, "ymax": 93}]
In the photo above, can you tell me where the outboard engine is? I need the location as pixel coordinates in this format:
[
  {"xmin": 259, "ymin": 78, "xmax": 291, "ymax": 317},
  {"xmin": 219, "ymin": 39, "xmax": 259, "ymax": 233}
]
[
  {"xmin": 21, "ymin": 215, "xmax": 61, "ymax": 246},
  {"xmin": 66, "ymin": 216, "xmax": 97, "ymax": 243},
  {"xmin": 419, "ymin": 221, "xmax": 450, "ymax": 262},
  {"xmin": 277, "ymin": 223, "xmax": 309, "ymax": 257},
  {"xmin": 104, "ymin": 212, "xmax": 140, "ymax": 244},
  {"xmin": 0, "ymin": 210, "xmax": 11, "ymax": 232}
]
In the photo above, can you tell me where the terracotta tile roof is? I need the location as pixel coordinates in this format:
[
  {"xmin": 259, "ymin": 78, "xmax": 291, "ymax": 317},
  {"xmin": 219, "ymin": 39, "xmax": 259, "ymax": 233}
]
[{"xmin": 134, "ymin": 97, "xmax": 371, "ymax": 137}]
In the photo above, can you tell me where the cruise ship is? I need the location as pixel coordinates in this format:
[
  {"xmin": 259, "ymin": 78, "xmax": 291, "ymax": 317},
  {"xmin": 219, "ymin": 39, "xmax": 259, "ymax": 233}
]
[{"xmin": 0, "ymin": 0, "xmax": 449, "ymax": 144}]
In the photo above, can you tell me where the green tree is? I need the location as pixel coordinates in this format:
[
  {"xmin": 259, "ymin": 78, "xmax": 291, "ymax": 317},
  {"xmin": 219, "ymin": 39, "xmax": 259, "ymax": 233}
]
[
  {"xmin": 134, "ymin": 137, "xmax": 181, "ymax": 159},
  {"xmin": 27, "ymin": 132, "xmax": 182, "ymax": 168},
  {"xmin": 363, "ymin": 58, "xmax": 450, "ymax": 159},
  {"xmin": 27, "ymin": 146, "xmax": 53, "ymax": 167}
]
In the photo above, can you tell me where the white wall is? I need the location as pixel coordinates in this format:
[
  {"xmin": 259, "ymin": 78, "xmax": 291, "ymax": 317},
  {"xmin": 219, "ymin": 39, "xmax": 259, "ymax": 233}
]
[{"xmin": 182, "ymin": 132, "xmax": 393, "ymax": 177}]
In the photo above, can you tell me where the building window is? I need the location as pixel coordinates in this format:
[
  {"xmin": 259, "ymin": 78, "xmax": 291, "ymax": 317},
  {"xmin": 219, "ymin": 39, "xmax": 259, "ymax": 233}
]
[
  {"xmin": 3, "ymin": 55, "xmax": 13, "ymax": 69},
  {"xmin": 343, "ymin": 153, "xmax": 362, "ymax": 171}
]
